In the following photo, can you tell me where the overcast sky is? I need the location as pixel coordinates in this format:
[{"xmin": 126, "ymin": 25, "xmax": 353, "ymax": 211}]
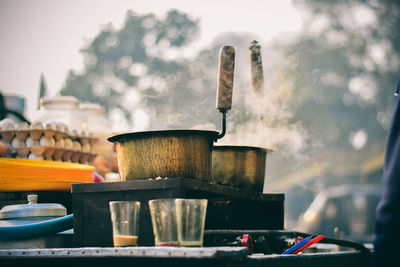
[{"xmin": 0, "ymin": 0, "xmax": 303, "ymax": 120}]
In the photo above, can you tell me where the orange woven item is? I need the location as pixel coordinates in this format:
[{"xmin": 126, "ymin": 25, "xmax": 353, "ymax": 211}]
[{"xmin": 0, "ymin": 158, "xmax": 95, "ymax": 191}]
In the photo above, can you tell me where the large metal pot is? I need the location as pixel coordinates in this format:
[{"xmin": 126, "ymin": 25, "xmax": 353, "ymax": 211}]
[
  {"xmin": 108, "ymin": 45, "xmax": 235, "ymax": 181},
  {"xmin": 108, "ymin": 130, "xmax": 217, "ymax": 181},
  {"xmin": 212, "ymin": 145, "xmax": 272, "ymax": 192}
]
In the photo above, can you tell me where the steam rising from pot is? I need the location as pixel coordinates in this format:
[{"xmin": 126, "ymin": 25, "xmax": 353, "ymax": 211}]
[
  {"xmin": 220, "ymin": 79, "xmax": 308, "ymax": 157},
  {"xmin": 113, "ymin": 36, "xmax": 309, "ymax": 157},
  {"xmin": 218, "ymin": 40, "xmax": 308, "ymax": 157}
]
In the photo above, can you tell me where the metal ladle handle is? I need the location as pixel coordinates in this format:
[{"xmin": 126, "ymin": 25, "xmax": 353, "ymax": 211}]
[
  {"xmin": 249, "ymin": 40, "xmax": 264, "ymax": 96},
  {"xmin": 216, "ymin": 45, "xmax": 235, "ymax": 139}
]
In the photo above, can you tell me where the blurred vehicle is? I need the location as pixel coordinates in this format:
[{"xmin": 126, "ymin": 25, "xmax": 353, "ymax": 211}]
[{"xmin": 296, "ymin": 184, "xmax": 382, "ymax": 243}]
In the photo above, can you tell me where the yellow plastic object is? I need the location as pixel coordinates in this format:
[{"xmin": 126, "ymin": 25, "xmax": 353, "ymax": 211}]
[{"xmin": 0, "ymin": 158, "xmax": 95, "ymax": 192}]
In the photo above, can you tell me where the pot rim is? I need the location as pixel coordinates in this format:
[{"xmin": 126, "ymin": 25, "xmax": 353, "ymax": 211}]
[
  {"xmin": 107, "ymin": 129, "xmax": 219, "ymax": 143},
  {"xmin": 213, "ymin": 145, "xmax": 273, "ymax": 152}
]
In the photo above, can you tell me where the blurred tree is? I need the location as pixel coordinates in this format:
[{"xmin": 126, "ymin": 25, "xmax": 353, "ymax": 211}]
[
  {"xmin": 61, "ymin": 9, "xmax": 210, "ymax": 130},
  {"xmin": 61, "ymin": 8, "xmax": 262, "ymax": 134},
  {"xmin": 265, "ymin": 0, "xmax": 400, "ymax": 193},
  {"xmin": 285, "ymin": 0, "xmax": 400, "ymax": 150}
]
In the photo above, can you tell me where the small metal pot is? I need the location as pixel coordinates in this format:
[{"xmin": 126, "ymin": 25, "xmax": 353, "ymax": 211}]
[
  {"xmin": 212, "ymin": 145, "xmax": 272, "ymax": 191},
  {"xmin": 108, "ymin": 130, "xmax": 217, "ymax": 181}
]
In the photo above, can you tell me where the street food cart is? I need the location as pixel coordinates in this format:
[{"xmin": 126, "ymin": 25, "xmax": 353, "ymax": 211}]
[{"xmin": 0, "ymin": 44, "xmax": 371, "ymax": 266}]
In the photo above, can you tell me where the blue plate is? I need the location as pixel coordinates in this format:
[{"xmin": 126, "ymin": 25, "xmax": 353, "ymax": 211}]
[{"xmin": 0, "ymin": 214, "xmax": 73, "ymax": 241}]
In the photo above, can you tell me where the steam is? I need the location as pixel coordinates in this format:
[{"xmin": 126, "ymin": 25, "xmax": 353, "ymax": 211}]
[
  {"xmin": 218, "ymin": 45, "xmax": 309, "ymax": 158},
  {"xmin": 108, "ymin": 35, "xmax": 309, "ymax": 158},
  {"xmin": 221, "ymin": 89, "xmax": 308, "ymax": 157}
]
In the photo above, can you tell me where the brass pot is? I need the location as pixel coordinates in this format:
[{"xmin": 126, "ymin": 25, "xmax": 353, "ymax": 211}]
[
  {"xmin": 212, "ymin": 145, "xmax": 272, "ymax": 191},
  {"xmin": 108, "ymin": 130, "xmax": 217, "ymax": 181}
]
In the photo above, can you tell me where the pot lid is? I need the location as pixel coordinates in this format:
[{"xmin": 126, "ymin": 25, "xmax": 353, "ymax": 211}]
[{"xmin": 0, "ymin": 194, "xmax": 67, "ymax": 220}]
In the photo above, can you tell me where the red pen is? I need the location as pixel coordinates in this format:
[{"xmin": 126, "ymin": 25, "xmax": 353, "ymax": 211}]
[{"xmin": 292, "ymin": 235, "xmax": 324, "ymax": 254}]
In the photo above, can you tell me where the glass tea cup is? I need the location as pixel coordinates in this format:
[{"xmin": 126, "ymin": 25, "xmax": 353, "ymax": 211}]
[
  {"xmin": 175, "ymin": 199, "xmax": 208, "ymax": 247},
  {"xmin": 109, "ymin": 201, "xmax": 141, "ymax": 247},
  {"xmin": 149, "ymin": 198, "xmax": 178, "ymax": 246}
]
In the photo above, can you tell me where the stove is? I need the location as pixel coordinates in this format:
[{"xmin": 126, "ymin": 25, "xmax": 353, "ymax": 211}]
[{"xmin": 71, "ymin": 177, "xmax": 284, "ymax": 247}]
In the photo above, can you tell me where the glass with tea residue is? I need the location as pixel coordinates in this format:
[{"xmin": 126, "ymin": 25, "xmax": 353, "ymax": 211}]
[
  {"xmin": 175, "ymin": 199, "xmax": 208, "ymax": 247},
  {"xmin": 149, "ymin": 198, "xmax": 178, "ymax": 246},
  {"xmin": 109, "ymin": 201, "xmax": 141, "ymax": 247}
]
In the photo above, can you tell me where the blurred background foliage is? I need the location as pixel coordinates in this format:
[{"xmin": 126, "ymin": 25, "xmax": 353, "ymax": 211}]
[{"xmin": 60, "ymin": 1, "xmax": 400, "ymax": 225}]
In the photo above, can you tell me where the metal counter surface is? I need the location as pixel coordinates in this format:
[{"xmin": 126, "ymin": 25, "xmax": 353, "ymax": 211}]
[
  {"xmin": 0, "ymin": 246, "xmax": 248, "ymax": 258},
  {"xmin": 0, "ymin": 246, "xmax": 370, "ymax": 267}
]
